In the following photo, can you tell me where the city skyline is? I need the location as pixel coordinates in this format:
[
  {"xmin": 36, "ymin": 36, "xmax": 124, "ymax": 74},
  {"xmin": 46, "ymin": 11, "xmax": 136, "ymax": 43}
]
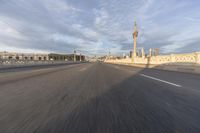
[{"xmin": 0, "ymin": 0, "xmax": 200, "ymax": 55}]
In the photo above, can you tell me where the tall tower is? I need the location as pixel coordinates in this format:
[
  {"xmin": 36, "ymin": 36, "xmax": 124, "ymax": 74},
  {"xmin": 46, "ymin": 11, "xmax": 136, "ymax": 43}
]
[{"xmin": 132, "ymin": 21, "xmax": 138, "ymax": 62}]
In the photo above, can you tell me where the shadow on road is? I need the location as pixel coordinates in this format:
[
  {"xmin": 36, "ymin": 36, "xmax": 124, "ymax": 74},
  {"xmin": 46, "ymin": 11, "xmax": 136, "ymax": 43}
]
[
  {"xmin": 35, "ymin": 63, "xmax": 193, "ymax": 133},
  {"xmin": 62, "ymin": 75, "xmax": 176, "ymax": 133},
  {"xmin": 57, "ymin": 63, "xmax": 200, "ymax": 133}
]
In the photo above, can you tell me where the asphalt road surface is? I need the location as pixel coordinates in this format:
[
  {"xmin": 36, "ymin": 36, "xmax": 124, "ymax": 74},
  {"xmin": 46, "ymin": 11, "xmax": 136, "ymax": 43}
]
[{"xmin": 1, "ymin": 62, "xmax": 200, "ymax": 133}]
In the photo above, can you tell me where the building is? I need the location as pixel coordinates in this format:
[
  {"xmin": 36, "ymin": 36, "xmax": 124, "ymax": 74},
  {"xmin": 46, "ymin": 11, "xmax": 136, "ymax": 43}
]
[
  {"xmin": 0, "ymin": 51, "xmax": 49, "ymax": 61},
  {"xmin": 154, "ymin": 48, "xmax": 159, "ymax": 56},
  {"xmin": 48, "ymin": 53, "xmax": 85, "ymax": 61},
  {"xmin": 129, "ymin": 51, "xmax": 133, "ymax": 58},
  {"xmin": 48, "ymin": 53, "xmax": 69, "ymax": 61},
  {"xmin": 0, "ymin": 51, "xmax": 85, "ymax": 61},
  {"xmin": 132, "ymin": 21, "xmax": 159, "ymax": 61}
]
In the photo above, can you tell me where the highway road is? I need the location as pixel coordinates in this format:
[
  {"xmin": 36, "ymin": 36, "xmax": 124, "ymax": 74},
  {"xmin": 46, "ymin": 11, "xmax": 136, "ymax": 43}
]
[{"xmin": 0, "ymin": 62, "xmax": 200, "ymax": 133}]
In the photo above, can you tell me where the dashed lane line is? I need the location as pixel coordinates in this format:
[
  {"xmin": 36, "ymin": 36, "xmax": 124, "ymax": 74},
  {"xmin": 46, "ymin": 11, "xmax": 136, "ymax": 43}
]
[{"xmin": 78, "ymin": 67, "xmax": 88, "ymax": 72}]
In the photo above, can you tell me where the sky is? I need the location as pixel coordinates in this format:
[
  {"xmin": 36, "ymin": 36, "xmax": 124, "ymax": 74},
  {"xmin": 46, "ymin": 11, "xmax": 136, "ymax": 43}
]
[{"xmin": 0, "ymin": 0, "xmax": 200, "ymax": 56}]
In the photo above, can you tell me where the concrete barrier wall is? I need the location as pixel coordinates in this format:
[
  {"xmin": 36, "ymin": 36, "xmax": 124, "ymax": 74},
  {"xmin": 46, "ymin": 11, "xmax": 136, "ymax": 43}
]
[
  {"xmin": 0, "ymin": 60, "xmax": 81, "ymax": 69},
  {"xmin": 104, "ymin": 51, "xmax": 200, "ymax": 74},
  {"xmin": 105, "ymin": 62, "xmax": 200, "ymax": 74},
  {"xmin": 0, "ymin": 52, "xmax": 49, "ymax": 61},
  {"xmin": 105, "ymin": 52, "xmax": 200, "ymax": 65}
]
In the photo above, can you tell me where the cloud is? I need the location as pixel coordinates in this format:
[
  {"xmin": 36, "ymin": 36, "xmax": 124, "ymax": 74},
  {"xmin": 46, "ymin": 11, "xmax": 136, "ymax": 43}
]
[
  {"xmin": 94, "ymin": 8, "xmax": 109, "ymax": 26},
  {"xmin": 160, "ymin": 43, "xmax": 187, "ymax": 53},
  {"xmin": 44, "ymin": 0, "xmax": 81, "ymax": 13},
  {"xmin": 0, "ymin": 20, "xmax": 24, "ymax": 39},
  {"xmin": 0, "ymin": 0, "xmax": 200, "ymax": 55}
]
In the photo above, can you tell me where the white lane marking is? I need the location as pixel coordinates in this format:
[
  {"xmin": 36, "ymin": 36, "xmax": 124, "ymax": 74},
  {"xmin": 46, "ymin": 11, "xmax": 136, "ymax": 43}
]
[
  {"xmin": 140, "ymin": 74, "xmax": 182, "ymax": 87},
  {"xmin": 114, "ymin": 66, "xmax": 120, "ymax": 69},
  {"xmin": 113, "ymin": 65, "xmax": 141, "ymax": 73},
  {"xmin": 79, "ymin": 67, "xmax": 87, "ymax": 72},
  {"xmin": 32, "ymin": 68, "xmax": 53, "ymax": 72}
]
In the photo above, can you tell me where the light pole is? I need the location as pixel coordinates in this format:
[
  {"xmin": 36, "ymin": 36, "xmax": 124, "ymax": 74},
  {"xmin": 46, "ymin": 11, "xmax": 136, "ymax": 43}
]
[
  {"xmin": 109, "ymin": 50, "xmax": 111, "ymax": 60},
  {"xmin": 80, "ymin": 52, "xmax": 82, "ymax": 62},
  {"xmin": 74, "ymin": 49, "xmax": 76, "ymax": 62}
]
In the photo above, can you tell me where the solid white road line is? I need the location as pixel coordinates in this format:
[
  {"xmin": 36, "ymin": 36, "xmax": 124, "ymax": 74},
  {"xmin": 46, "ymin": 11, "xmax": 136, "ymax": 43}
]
[
  {"xmin": 140, "ymin": 74, "xmax": 182, "ymax": 87},
  {"xmin": 114, "ymin": 66, "xmax": 120, "ymax": 69}
]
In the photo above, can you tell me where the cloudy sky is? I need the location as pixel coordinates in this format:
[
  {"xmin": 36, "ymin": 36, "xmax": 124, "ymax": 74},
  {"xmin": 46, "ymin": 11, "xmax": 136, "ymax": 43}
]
[{"xmin": 0, "ymin": 0, "xmax": 200, "ymax": 55}]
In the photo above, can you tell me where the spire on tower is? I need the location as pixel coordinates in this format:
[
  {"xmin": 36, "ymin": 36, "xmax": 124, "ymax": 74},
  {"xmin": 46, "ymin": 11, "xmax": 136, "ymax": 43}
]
[
  {"xmin": 132, "ymin": 19, "xmax": 139, "ymax": 62},
  {"xmin": 133, "ymin": 19, "xmax": 138, "ymax": 37},
  {"xmin": 134, "ymin": 19, "xmax": 138, "ymax": 32}
]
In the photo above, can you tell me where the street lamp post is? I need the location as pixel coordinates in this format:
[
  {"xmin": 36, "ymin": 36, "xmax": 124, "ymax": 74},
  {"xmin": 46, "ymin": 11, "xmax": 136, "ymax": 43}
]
[
  {"xmin": 80, "ymin": 53, "xmax": 82, "ymax": 62},
  {"xmin": 74, "ymin": 50, "xmax": 76, "ymax": 62}
]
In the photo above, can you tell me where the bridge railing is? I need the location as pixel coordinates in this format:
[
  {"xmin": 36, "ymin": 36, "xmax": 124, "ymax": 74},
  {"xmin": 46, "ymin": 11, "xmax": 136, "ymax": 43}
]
[
  {"xmin": 105, "ymin": 52, "xmax": 200, "ymax": 65},
  {"xmin": 0, "ymin": 59, "xmax": 79, "ymax": 68}
]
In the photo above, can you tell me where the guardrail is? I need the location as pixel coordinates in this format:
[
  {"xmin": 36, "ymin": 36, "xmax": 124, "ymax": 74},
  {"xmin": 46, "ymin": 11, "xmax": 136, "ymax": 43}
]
[
  {"xmin": 105, "ymin": 52, "xmax": 200, "ymax": 65},
  {"xmin": 0, "ymin": 60, "xmax": 82, "ymax": 68}
]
